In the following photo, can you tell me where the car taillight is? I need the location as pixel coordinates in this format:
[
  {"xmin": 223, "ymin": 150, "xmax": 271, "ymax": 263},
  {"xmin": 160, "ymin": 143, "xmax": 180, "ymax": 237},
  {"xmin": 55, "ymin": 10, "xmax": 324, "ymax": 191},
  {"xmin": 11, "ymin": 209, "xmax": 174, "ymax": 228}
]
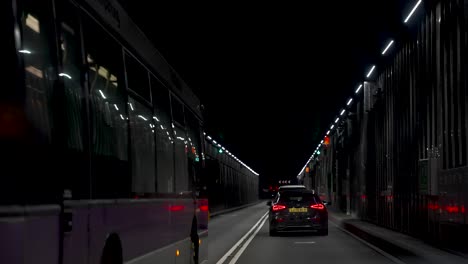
[
  {"xmin": 310, "ymin": 204, "xmax": 325, "ymax": 210},
  {"xmin": 272, "ymin": 204, "xmax": 287, "ymax": 211}
]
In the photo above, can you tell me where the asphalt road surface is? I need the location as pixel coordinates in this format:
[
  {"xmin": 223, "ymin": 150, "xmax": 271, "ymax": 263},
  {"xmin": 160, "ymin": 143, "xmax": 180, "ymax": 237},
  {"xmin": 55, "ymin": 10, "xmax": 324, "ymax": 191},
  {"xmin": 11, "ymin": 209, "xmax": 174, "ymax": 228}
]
[{"xmin": 208, "ymin": 202, "xmax": 396, "ymax": 264}]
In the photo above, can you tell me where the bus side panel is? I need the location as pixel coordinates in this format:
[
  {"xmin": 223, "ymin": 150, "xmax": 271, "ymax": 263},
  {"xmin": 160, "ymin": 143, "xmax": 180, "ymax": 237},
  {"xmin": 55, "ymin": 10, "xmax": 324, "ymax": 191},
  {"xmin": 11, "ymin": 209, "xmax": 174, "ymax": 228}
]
[
  {"xmin": 0, "ymin": 212, "xmax": 60, "ymax": 264},
  {"xmin": 86, "ymin": 199, "xmax": 195, "ymax": 264},
  {"xmin": 63, "ymin": 206, "xmax": 89, "ymax": 264},
  {"xmin": 197, "ymin": 198, "xmax": 209, "ymax": 263},
  {"xmin": 24, "ymin": 214, "xmax": 60, "ymax": 264},
  {"xmin": 0, "ymin": 217, "xmax": 25, "ymax": 263}
]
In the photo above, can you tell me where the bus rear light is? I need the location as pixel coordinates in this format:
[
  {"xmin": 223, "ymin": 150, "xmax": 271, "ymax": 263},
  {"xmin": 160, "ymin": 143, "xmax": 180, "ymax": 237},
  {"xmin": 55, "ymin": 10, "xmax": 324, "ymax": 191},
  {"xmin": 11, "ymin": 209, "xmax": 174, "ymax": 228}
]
[
  {"xmin": 446, "ymin": 205, "xmax": 459, "ymax": 214},
  {"xmin": 169, "ymin": 205, "xmax": 185, "ymax": 212}
]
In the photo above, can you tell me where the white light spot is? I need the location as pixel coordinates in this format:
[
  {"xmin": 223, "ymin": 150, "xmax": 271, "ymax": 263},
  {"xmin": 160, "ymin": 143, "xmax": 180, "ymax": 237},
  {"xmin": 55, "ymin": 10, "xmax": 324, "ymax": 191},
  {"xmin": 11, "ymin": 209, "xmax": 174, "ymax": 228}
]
[
  {"xmin": 98, "ymin": 90, "xmax": 106, "ymax": 99},
  {"xmin": 59, "ymin": 73, "xmax": 72, "ymax": 79}
]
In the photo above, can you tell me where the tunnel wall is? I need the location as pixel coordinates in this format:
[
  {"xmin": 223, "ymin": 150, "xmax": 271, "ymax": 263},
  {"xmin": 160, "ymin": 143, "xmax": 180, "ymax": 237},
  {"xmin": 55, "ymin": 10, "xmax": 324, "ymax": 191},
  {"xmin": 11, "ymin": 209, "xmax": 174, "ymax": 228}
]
[
  {"xmin": 302, "ymin": 0, "xmax": 468, "ymax": 252},
  {"xmin": 203, "ymin": 140, "xmax": 259, "ymax": 213}
]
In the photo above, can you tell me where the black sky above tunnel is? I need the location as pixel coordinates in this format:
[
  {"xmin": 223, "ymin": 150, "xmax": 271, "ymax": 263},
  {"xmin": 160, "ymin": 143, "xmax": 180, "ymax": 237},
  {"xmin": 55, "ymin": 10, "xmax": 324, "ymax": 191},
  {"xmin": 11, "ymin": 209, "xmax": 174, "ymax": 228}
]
[{"xmin": 117, "ymin": 0, "xmax": 424, "ymax": 185}]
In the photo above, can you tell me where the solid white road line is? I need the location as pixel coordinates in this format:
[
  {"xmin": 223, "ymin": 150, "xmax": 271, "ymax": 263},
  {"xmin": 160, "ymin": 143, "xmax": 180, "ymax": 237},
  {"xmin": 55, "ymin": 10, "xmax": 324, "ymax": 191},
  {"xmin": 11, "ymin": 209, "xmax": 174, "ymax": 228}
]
[
  {"xmin": 329, "ymin": 220, "xmax": 406, "ymax": 264},
  {"xmin": 228, "ymin": 214, "xmax": 268, "ymax": 264},
  {"xmin": 216, "ymin": 211, "xmax": 269, "ymax": 264}
]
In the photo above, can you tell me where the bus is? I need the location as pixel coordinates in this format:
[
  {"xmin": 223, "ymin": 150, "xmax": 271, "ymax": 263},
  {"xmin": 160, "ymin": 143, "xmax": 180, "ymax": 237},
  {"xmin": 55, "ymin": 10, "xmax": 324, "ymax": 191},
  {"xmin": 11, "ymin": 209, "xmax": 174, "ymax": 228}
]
[{"xmin": 1, "ymin": 0, "xmax": 208, "ymax": 263}]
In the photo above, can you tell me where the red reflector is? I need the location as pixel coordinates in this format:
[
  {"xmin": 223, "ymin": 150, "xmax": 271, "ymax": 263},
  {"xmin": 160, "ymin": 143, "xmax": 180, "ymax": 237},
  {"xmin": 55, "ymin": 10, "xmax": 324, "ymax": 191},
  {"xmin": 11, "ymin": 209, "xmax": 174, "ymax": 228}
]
[
  {"xmin": 277, "ymin": 218, "xmax": 285, "ymax": 222},
  {"xmin": 199, "ymin": 205, "xmax": 209, "ymax": 212},
  {"xmin": 272, "ymin": 204, "xmax": 287, "ymax": 211},
  {"xmin": 446, "ymin": 205, "xmax": 459, "ymax": 214},
  {"xmin": 428, "ymin": 203, "xmax": 440, "ymax": 210},
  {"xmin": 310, "ymin": 204, "xmax": 325, "ymax": 210},
  {"xmin": 169, "ymin": 205, "xmax": 185, "ymax": 212}
]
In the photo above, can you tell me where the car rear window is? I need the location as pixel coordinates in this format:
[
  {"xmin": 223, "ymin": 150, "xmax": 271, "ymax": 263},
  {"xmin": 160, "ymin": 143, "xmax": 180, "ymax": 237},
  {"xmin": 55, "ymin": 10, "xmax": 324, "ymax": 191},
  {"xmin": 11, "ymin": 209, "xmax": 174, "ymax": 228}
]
[{"xmin": 279, "ymin": 192, "xmax": 321, "ymax": 203}]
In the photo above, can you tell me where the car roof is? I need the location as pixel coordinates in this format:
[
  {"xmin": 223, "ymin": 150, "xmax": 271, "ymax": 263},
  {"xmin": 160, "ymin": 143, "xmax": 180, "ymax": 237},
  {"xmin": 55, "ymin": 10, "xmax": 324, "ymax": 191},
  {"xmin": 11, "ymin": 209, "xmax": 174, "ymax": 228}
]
[{"xmin": 278, "ymin": 185, "xmax": 306, "ymax": 189}]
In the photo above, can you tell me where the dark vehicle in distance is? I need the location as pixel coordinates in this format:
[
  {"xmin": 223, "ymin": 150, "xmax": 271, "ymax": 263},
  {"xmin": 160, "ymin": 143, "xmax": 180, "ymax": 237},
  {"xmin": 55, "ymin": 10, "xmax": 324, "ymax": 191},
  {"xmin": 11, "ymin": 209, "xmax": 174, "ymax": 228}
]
[{"xmin": 268, "ymin": 190, "xmax": 328, "ymax": 236}]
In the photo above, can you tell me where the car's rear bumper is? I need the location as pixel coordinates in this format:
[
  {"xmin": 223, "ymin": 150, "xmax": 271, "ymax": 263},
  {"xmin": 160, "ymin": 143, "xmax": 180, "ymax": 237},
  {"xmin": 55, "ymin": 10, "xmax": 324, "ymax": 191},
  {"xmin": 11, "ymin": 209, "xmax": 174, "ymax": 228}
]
[
  {"xmin": 273, "ymin": 223, "xmax": 327, "ymax": 231},
  {"xmin": 270, "ymin": 215, "xmax": 327, "ymax": 232}
]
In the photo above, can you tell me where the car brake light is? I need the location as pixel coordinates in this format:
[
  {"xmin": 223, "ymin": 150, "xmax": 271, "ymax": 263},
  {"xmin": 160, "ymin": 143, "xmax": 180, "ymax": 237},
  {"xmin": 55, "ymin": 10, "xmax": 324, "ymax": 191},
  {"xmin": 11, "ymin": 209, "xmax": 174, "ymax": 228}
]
[
  {"xmin": 310, "ymin": 204, "xmax": 325, "ymax": 210},
  {"xmin": 272, "ymin": 204, "xmax": 287, "ymax": 211}
]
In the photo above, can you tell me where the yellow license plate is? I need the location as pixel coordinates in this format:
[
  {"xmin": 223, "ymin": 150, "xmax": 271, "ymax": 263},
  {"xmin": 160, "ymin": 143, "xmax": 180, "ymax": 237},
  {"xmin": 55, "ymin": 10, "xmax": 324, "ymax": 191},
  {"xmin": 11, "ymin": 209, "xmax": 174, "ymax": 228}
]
[{"xmin": 289, "ymin": 208, "xmax": 307, "ymax": 213}]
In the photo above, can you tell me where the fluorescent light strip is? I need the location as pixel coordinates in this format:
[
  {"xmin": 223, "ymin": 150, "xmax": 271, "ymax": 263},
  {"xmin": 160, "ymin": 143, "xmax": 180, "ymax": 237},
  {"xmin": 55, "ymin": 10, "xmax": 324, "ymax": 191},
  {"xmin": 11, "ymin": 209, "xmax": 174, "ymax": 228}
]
[
  {"xmin": 404, "ymin": 0, "xmax": 422, "ymax": 23},
  {"xmin": 381, "ymin": 40, "xmax": 394, "ymax": 55},
  {"xmin": 367, "ymin": 65, "xmax": 376, "ymax": 78},
  {"xmin": 355, "ymin": 84, "xmax": 363, "ymax": 93}
]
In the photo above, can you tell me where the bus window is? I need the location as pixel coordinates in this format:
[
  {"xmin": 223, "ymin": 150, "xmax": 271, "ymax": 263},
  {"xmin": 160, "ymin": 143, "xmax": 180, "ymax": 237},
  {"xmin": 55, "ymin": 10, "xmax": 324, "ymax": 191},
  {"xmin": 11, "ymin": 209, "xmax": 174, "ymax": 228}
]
[
  {"xmin": 151, "ymin": 75, "xmax": 175, "ymax": 193},
  {"xmin": 125, "ymin": 53, "xmax": 151, "ymax": 101},
  {"xmin": 83, "ymin": 18, "xmax": 129, "ymax": 198},
  {"xmin": 20, "ymin": 0, "xmax": 56, "ymax": 143},
  {"xmin": 171, "ymin": 96, "xmax": 188, "ymax": 193},
  {"xmin": 174, "ymin": 121, "xmax": 188, "ymax": 193},
  {"xmin": 11, "ymin": 0, "xmax": 61, "ymax": 203},
  {"xmin": 186, "ymin": 111, "xmax": 202, "ymax": 191},
  {"xmin": 186, "ymin": 111, "xmax": 202, "ymax": 161},
  {"xmin": 128, "ymin": 98, "xmax": 156, "ymax": 195},
  {"xmin": 55, "ymin": 0, "xmax": 88, "ymax": 199},
  {"xmin": 151, "ymin": 75, "xmax": 170, "ymax": 116},
  {"xmin": 171, "ymin": 95, "xmax": 184, "ymax": 126}
]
